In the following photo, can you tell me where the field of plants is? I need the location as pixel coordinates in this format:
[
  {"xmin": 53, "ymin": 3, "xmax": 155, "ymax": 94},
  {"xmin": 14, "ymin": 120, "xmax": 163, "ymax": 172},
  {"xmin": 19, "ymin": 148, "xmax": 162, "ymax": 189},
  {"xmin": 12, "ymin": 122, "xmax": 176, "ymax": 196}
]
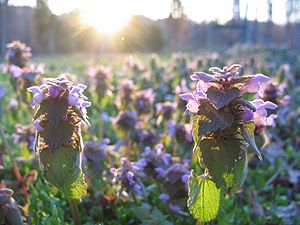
[{"xmin": 0, "ymin": 41, "xmax": 300, "ymax": 225}]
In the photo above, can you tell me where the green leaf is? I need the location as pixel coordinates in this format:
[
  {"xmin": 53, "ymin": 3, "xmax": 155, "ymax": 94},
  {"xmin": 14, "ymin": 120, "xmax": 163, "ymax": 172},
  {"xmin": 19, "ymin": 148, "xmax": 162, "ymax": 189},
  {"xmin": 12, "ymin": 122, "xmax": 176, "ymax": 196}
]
[
  {"xmin": 39, "ymin": 147, "xmax": 87, "ymax": 199},
  {"xmin": 241, "ymin": 122, "xmax": 262, "ymax": 160},
  {"xmin": 199, "ymin": 138, "xmax": 246, "ymax": 188},
  {"xmin": 67, "ymin": 172, "xmax": 87, "ymax": 200},
  {"xmin": 192, "ymin": 115, "xmax": 201, "ymax": 144},
  {"xmin": 40, "ymin": 120, "xmax": 74, "ymax": 151},
  {"xmin": 225, "ymin": 149, "xmax": 248, "ymax": 191},
  {"xmin": 187, "ymin": 172, "xmax": 224, "ymax": 222},
  {"xmin": 197, "ymin": 101, "xmax": 234, "ymax": 136},
  {"xmin": 207, "ymin": 87, "xmax": 240, "ymax": 109}
]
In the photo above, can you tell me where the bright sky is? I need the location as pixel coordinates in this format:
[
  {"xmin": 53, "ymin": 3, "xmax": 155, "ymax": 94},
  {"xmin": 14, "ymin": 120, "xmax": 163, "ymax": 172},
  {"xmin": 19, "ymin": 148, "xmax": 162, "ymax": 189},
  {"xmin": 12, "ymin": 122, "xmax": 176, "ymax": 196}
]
[{"xmin": 10, "ymin": 0, "xmax": 287, "ymax": 25}]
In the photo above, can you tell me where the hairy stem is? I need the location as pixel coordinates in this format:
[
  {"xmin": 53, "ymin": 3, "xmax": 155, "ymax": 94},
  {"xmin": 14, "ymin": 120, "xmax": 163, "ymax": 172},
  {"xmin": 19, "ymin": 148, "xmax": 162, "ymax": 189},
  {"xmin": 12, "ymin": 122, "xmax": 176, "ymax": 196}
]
[{"xmin": 68, "ymin": 198, "xmax": 81, "ymax": 225}]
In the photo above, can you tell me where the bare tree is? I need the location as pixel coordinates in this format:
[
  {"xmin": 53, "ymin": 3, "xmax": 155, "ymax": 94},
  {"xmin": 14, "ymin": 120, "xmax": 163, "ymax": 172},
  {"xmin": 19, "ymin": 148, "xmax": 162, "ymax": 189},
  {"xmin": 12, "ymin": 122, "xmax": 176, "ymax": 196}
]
[{"xmin": 0, "ymin": 0, "xmax": 9, "ymax": 55}]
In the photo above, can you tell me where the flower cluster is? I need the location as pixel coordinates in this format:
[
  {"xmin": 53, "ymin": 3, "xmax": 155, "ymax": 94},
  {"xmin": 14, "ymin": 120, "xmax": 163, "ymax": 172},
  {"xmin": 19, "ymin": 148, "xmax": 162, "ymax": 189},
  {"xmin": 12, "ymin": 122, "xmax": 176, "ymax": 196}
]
[
  {"xmin": 133, "ymin": 89, "xmax": 155, "ymax": 116},
  {"xmin": 28, "ymin": 77, "xmax": 90, "ymax": 119},
  {"xmin": 5, "ymin": 41, "xmax": 31, "ymax": 68},
  {"xmin": 88, "ymin": 66, "xmax": 113, "ymax": 99},
  {"xmin": 181, "ymin": 64, "xmax": 277, "ymax": 127},
  {"xmin": 110, "ymin": 157, "xmax": 146, "ymax": 196},
  {"xmin": 82, "ymin": 139, "xmax": 109, "ymax": 177},
  {"xmin": 116, "ymin": 80, "xmax": 137, "ymax": 110},
  {"xmin": 167, "ymin": 121, "xmax": 193, "ymax": 144},
  {"xmin": 139, "ymin": 144, "xmax": 171, "ymax": 179},
  {"xmin": 156, "ymin": 101, "xmax": 176, "ymax": 122}
]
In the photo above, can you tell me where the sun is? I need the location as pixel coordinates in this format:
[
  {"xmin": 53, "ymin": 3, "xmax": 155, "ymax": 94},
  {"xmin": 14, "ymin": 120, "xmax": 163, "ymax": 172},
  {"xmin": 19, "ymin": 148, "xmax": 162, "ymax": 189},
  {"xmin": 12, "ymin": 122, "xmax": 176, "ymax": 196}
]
[{"xmin": 80, "ymin": 1, "xmax": 131, "ymax": 34}]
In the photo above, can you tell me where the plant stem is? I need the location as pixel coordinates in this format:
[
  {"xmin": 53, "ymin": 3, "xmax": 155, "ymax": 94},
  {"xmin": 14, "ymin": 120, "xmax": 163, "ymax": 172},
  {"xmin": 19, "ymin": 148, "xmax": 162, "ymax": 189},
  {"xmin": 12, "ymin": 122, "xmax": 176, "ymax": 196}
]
[
  {"xmin": 99, "ymin": 109, "xmax": 104, "ymax": 141},
  {"xmin": 0, "ymin": 125, "xmax": 29, "ymax": 198},
  {"xmin": 68, "ymin": 198, "xmax": 81, "ymax": 225},
  {"xmin": 196, "ymin": 220, "xmax": 205, "ymax": 225}
]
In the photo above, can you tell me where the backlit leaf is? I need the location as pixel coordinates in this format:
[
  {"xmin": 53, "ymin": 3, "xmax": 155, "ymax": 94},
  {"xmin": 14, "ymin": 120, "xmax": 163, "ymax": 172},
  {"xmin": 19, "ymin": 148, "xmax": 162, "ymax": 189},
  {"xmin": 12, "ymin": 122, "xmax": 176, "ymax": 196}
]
[
  {"xmin": 199, "ymin": 138, "xmax": 246, "ymax": 188},
  {"xmin": 241, "ymin": 122, "xmax": 262, "ymax": 160},
  {"xmin": 187, "ymin": 172, "xmax": 224, "ymax": 222}
]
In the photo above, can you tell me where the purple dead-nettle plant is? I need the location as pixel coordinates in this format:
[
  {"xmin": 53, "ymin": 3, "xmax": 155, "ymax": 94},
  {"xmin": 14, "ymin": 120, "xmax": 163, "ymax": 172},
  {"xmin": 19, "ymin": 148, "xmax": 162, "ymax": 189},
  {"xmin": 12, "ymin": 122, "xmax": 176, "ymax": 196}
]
[
  {"xmin": 115, "ymin": 80, "xmax": 136, "ymax": 110},
  {"xmin": 110, "ymin": 157, "xmax": 146, "ymax": 196},
  {"xmin": 180, "ymin": 64, "xmax": 278, "ymax": 222},
  {"xmin": 160, "ymin": 162, "xmax": 190, "ymax": 216},
  {"xmin": 167, "ymin": 121, "xmax": 193, "ymax": 144},
  {"xmin": 139, "ymin": 144, "xmax": 171, "ymax": 179},
  {"xmin": 82, "ymin": 138, "xmax": 110, "ymax": 177},
  {"xmin": 28, "ymin": 76, "xmax": 91, "ymax": 224},
  {"xmin": 156, "ymin": 101, "xmax": 176, "ymax": 125},
  {"xmin": 88, "ymin": 66, "xmax": 113, "ymax": 99},
  {"xmin": 133, "ymin": 89, "xmax": 155, "ymax": 116},
  {"xmin": 134, "ymin": 128, "xmax": 158, "ymax": 148},
  {"xmin": 0, "ymin": 188, "xmax": 24, "ymax": 225},
  {"xmin": 12, "ymin": 124, "xmax": 36, "ymax": 152},
  {"xmin": 5, "ymin": 41, "xmax": 31, "ymax": 68}
]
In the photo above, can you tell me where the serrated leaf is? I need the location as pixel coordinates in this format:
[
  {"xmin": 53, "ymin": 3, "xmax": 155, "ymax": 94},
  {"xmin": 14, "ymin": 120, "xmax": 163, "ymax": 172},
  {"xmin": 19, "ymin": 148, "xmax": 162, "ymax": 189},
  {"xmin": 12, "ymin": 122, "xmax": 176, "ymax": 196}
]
[
  {"xmin": 199, "ymin": 138, "xmax": 246, "ymax": 188},
  {"xmin": 225, "ymin": 149, "xmax": 248, "ymax": 191},
  {"xmin": 40, "ymin": 120, "xmax": 74, "ymax": 151},
  {"xmin": 241, "ymin": 122, "xmax": 262, "ymax": 160},
  {"xmin": 192, "ymin": 115, "xmax": 201, "ymax": 144},
  {"xmin": 197, "ymin": 101, "xmax": 234, "ymax": 136},
  {"xmin": 39, "ymin": 146, "xmax": 86, "ymax": 199},
  {"xmin": 187, "ymin": 172, "xmax": 224, "ymax": 222},
  {"xmin": 207, "ymin": 87, "xmax": 240, "ymax": 109},
  {"xmin": 67, "ymin": 172, "xmax": 87, "ymax": 199}
]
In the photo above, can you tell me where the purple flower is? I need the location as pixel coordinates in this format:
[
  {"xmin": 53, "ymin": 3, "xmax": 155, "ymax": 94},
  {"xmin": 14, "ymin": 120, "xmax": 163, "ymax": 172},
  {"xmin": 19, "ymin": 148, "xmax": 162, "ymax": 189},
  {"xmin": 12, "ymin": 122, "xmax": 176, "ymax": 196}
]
[
  {"xmin": 168, "ymin": 203, "xmax": 189, "ymax": 216},
  {"xmin": 8, "ymin": 65, "xmax": 23, "ymax": 78},
  {"xmin": 250, "ymin": 99, "xmax": 278, "ymax": 127},
  {"xmin": 155, "ymin": 167, "xmax": 167, "ymax": 179},
  {"xmin": 180, "ymin": 92, "xmax": 204, "ymax": 114},
  {"xmin": 110, "ymin": 158, "xmax": 145, "ymax": 196},
  {"xmin": 240, "ymin": 110, "xmax": 254, "ymax": 122},
  {"xmin": 48, "ymin": 86, "xmax": 59, "ymax": 98},
  {"xmin": 159, "ymin": 193, "xmax": 170, "ymax": 202},
  {"xmin": 27, "ymin": 85, "xmax": 47, "ymax": 108},
  {"xmin": 34, "ymin": 121, "xmax": 44, "ymax": 132},
  {"xmin": 241, "ymin": 74, "xmax": 270, "ymax": 93}
]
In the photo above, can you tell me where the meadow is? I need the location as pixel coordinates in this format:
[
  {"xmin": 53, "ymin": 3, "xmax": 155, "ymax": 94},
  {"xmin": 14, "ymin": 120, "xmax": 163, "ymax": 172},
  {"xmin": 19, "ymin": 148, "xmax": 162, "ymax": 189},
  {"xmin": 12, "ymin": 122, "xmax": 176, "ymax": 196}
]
[{"xmin": 0, "ymin": 42, "xmax": 300, "ymax": 225}]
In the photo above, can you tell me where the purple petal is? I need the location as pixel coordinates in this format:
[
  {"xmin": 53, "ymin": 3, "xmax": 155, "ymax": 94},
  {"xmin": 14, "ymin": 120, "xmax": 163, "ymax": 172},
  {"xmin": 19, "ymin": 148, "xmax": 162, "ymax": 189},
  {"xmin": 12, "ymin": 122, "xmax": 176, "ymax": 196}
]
[
  {"xmin": 48, "ymin": 86, "xmax": 59, "ymax": 98},
  {"xmin": 34, "ymin": 121, "xmax": 44, "ymax": 132},
  {"xmin": 159, "ymin": 193, "xmax": 170, "ymax": 201},
  {"xmin": 240, "ymin": 110, "xmax": 254, "ymax": 122},
  {"xmin": 190, "ymin": 72, "xmax": 214, "ymax": 82},
  {"xmin": 261, "ymin": 101, "xmax": 277, "ymax": 110},
  {"xmin": 209, "ymin": 67, "xmax": 223, "ymax": 74},
  {"xmin": 251, "ymin": 74, "xmax": 270, "ymax": 83},
  {"xmin": 27, "ymin": 86, "xmax": 41, "ymax": 94},
  {"xmin": 180, "ymin": 93, "xmax": 195, "ymax": 101}
]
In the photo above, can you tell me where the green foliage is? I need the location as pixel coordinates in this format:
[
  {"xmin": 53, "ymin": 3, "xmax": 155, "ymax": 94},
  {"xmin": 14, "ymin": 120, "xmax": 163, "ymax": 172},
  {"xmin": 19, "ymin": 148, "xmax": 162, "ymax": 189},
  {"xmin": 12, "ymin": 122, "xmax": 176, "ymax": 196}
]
[
  {"xmin": 241, "ymin": 122, "xmax": 262, "ymax": 160},
  {"xmin": 187, "ymin": 172, "xmax": 224, "ymax": 222},
  {"xmin": 39, "ymin": 147, "xmax": 86, "ymax": 200},
  {"xmin": 199, "ymin": 138, "xmax": 246, "ymax": 188}
]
